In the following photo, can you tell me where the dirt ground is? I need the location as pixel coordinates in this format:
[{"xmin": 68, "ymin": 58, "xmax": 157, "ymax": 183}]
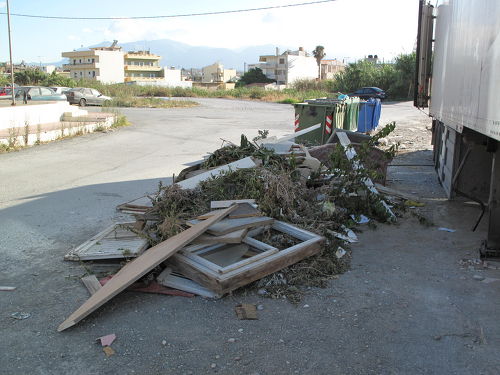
[{"xmin": 1, "ymin": 100, "xmax": 499, "ymax": 374}]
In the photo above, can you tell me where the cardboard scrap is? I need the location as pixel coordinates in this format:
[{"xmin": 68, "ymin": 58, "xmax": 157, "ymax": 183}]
[
  {"xmin": 103, "ymin": 346, "xmax": 115, "ymax": 357},
  {"xmin": 235, "ymin": 304, "xmax": 258, "ymax": 320}
]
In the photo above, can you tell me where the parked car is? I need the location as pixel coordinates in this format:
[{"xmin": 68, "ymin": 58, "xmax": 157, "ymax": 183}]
[
  {"xmin": 15, "ymin": 86, "xmax": 67, "ymax": 101},
  {"xmin": 51, "ymin": 86, "xmax": 71, "ymax": 94},
  {"xmin": 348, "ymin": 87, "xmax": 387, "ymax": 100},
  {"xmin": 64, "ymin": 87, "xmax": 111, "ymax": 106}
]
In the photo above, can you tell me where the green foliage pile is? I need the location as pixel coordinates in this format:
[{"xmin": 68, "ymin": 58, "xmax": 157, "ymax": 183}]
[{"xmin": 147, "ymin": 124, "xmax": 399, "ymax": 302}]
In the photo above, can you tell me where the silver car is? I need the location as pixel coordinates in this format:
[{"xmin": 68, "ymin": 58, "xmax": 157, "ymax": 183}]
[{"xmin": 64, "ymin": 87, "xmax": 111, "ymax": 106}]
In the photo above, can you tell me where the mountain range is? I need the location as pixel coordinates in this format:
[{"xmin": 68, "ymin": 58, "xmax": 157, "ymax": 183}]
[{"xmin": 50, "ymin": 39, "xmax": 295, "ymax": 71}]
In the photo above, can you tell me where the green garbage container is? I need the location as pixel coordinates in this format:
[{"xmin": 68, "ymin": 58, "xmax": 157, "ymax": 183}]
[
  {"xmin": 293, "ymin": 99, "xmax": 346, "ymax": 145},
  {"xmin": 343, "ymin": 97, "xmax": 360, "ymax": 131}
]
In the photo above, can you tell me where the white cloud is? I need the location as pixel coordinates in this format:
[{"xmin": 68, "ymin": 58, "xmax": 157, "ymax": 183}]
[
  {"xmin": 82, "ymin": 27, "xmax": 93, "ymax": 33},
  {"xmin": 0, "ymin": 2, "xmax": 6, "ymax": 8},
  {"xmin": 67, "ymin": 35, "xmax": 80, "ymax": 41}
]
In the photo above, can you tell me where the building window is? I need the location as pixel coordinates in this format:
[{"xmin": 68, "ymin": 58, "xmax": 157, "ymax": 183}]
[
  {"xmin": 79, "ymin": 59, "xmax": 82, "ymax": 63},
  {"xmin": 74, "ymin": 72, "xmax": 77, "ymax": 78},
  {"xmin": 279, "ymin": 58, "xmax": 285, "ymax": 64},
  {"xmin": 73, "ymin": 59, "xmax": 76, "ymax": 64},
  {"xmin": 92, "ymin": 71, "xmax": 95, "ymax": 77}
]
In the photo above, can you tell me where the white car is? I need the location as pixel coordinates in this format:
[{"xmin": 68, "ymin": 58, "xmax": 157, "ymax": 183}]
[{"xmin": 50, "ymin": 87, "xmax": 71, "ymax": 94}]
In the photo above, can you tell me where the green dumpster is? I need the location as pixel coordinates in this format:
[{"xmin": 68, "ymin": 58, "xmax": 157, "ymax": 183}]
[
  {"xmin": 343, "ymin": 97, "xmax": 360, "ymax": 131},
  {"xmin": 293, "ymin": 99, "xmax": 346, "ymax": 145}
]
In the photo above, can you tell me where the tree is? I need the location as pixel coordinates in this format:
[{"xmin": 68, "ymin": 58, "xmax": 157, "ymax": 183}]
[
  {"xmin": 312, "ymin": 46, "xmax": 326, "ymax": 80},
  {"xmin": 14, "ymin": 69, "xmax": 47, "ymax": 85},
  {"xmin": 236, "ymin": 68, "xmax": 275, "ymax": 87}
]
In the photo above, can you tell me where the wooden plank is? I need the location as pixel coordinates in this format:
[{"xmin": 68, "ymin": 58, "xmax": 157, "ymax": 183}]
[
  {"xmin": 157, "ymin": 268, "xmax": 221, "ymax": 299},
  {"xmin": 197, "ymin": 203, "xmax": 260, "ymax": 220},
  {"xmin": 192, "ymin": 228, "xmax": 248, "ymax": 245},
  {"xmin": 0, "ymin": 286, "xmax": 16, "ymax": 291},
  {"xmin": 274, "ymin": 124, "xmax": 321, "ymax": 143},
  {"xmin": 116, "ymin": 195, "xmax": 153, "ymax": 212},
  {"xmin": 210, "ymin": 199, "xmax": 256, "ymax": 209},
  {"xmin": 58, "ymin": 205, "xmax": 237, "ymax": 332},
  {"xmin": 188, "ymin": 216, "xmax": 274, "ymax": 236},
  {"xmin": 217, "ymin": 246, "xmax": 278, "ymax": 274},
  {"xmin": 177, "ymin": 157, "xmax": 256, "ymax": 189},
  {"xmin": 80, "ymin": 275, "xmax": 102, "ymax": 296}
]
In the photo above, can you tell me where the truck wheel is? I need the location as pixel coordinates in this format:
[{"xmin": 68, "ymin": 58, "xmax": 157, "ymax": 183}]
[{"xmin": 79, "ymin": 98, "xmax": 86, "ymax": 107}]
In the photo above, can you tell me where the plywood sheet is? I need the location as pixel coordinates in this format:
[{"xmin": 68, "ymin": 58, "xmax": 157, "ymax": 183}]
[
  {"xmin": 188, "ymin": 216, "xmax": 274, "ymax": 236},
  {"xmin": 210, "ymin": 199, "xmax": 256, "ymax": 209}
]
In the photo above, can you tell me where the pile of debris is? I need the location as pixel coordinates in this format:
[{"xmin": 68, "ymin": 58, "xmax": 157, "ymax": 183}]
[{"xmin": 59, "ymin": 123, "xmax": 403, "ymax": 331}]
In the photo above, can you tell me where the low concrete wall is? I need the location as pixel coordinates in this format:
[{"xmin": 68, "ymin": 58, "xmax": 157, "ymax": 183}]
[
  {"xmin": 0, "ymin": 101, "xmax": 88, "ymax": 130},
  {"xmin": 0, "ymin": 112, "xmax": 116, "ymax": 147}
]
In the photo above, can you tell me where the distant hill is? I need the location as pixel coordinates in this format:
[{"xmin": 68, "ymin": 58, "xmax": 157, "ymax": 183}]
[{"xmin": 58, "ymin": 39, "xmax": 293, "ymax": 71}]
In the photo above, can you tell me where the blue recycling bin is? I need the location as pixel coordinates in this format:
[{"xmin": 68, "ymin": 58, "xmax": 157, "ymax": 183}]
[{"xmin": 357, "ymin": 98, "xmax": 381, "ymax": 133}]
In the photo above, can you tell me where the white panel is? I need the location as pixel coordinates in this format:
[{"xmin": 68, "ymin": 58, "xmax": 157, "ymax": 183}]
[{"xmin": 430, "ymin": 0, "xmax": 500, "ymax": 140}]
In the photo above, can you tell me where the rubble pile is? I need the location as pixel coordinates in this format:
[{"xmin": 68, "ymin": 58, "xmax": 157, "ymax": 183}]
[{"xmin": 59, "ymin": 124, "xmax": 403, "ymax": 331}]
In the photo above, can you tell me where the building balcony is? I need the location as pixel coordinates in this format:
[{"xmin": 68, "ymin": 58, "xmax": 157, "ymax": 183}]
[
  {"xmin": 124, "ymin": 65, "xmax": 163, "ymax": 71},
  {"xmin": 124, "ymin": 54, "xmax": 161, "ymax": 60},
  {"xmin": 63, "ymin": 63, "xmax": 98, "ymax": 70},
  {"xmin": 124, "ymin": 76, "xmax": 164, "ymax": 82}
]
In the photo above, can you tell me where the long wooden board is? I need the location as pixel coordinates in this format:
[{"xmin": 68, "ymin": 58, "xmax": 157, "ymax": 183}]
[
  {"xmin": 58, "ymin": 205, "xmax": 237, "ymax": 332},
  {"xmin": 191, "ymin": 229, "xmax": 248, "ymax": 245},
  {"xmin": 177, "ymin": 157, "xmax": 256, "ymax": 189},
  {"xmin": 188, "ymin": 216, "xmax": 274, "ymax": 236},
  {"xmin": 210, "ymin": 199, "xmax": 256, "ymax": 209}
]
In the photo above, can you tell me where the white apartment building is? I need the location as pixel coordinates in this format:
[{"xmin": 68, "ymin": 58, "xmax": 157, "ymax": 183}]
[
  {"xmin": 251, "ymin": 47, "xmax": 318, "ymax": 85},
  {"xmin": 62, "ymin": 44, "xmax": 125, "ymax": 83},
  {"xmin": 201, "ymin": 62, "xmax": 237, "ymax": 83}
]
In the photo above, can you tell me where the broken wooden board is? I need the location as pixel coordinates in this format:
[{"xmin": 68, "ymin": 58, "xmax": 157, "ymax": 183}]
[
  {"xmin": 0, "ymin": 286, "xmax": 16, "ymax": 291},
  {"xmin": 187, "ymin": 216, "xmax": 274, "ymax": 236},
  {"xmin": 197, "ymin": 203, "xmax": 260, "ymax": 220},
  {"xmin": 157, "ymin": 267, "xmax": 221, "ymax": 299},
  {"xmin": 274, "ymin": 123, "xmax": 321, "ymax": 143},
  {"xmin": 116, "ymin": 195, "xmax": 154, "ymax": 214},
  {"xmin": 192, "ymin": 228, "xmax": 248, "ymax": 245},
  {"xmin": 374, "ymin": 183, "xmax": 421, "ymax": 201},
  {"xmin": 210, "ymin": 199, "xmax": 256, "ymax": 209},
  {"xmin": 177, "ymin": 157, "xmax": 256, "ymax": 190},
  {"xmin": 58, "ymin": 205, "xmax": 238, "ymax": 332},
  {"xmin": 169, "ymin": 221, "xmax": 324, "ymax": 295},
  {"xmin": 336, "ymin": 132, "xmax": 396, "ymax": 221},
  {"xmin": 81, "ymin": 275, "xmax": 102, "ymax": 296},
  {"xmin": 64, "ymin": 223, "xmax": 149, "ymax": 261}
]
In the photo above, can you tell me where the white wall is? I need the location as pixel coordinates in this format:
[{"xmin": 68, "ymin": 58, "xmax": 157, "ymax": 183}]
[
  {"xmin": 0, "ymin": 102, "xmax": 88, "ymax": 130},
  {"xmin": 287, "ymin": 55, "xmax": 318, "ymax": 85},
  {"xmin": 97, "ymin": 50, "xmax": 125, "ymax": 83}
]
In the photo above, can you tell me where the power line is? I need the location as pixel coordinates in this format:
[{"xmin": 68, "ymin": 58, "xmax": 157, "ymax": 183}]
[{"xmin": 0, "ymin": 0, "xmax": 337, "ymax": 20}]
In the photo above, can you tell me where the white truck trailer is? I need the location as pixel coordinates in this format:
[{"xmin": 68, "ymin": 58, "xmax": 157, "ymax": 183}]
[{"xmin": 415, "ymin": 0, "xmax": 500, "ymax": 257}]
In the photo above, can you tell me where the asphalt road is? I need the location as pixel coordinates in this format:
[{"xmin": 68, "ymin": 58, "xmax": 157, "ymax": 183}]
[{"xmin": 1, "ymin": 99, "xmax": 499, "ymax": 375}]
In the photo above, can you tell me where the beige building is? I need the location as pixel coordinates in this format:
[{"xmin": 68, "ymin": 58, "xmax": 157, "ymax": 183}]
[
  {"xmin": 320, "ymin": 59, "xmax": 346, "ymax": 80},
  {"xmin": 124, "ymin": 51, "xmax": 164, "ymax": 83},
  {"xmin": 62, "ymin": 44, "xmax": 124, "ymax": 83},
  {"xmin": 201, "ymin": 62, "xmax": 236, "ymax": 83}
]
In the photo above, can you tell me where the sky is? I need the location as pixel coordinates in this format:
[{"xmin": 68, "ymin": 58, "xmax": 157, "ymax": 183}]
[{"xmin": 0, "ymin": 0, "xmax": 419, "ymax": 65}]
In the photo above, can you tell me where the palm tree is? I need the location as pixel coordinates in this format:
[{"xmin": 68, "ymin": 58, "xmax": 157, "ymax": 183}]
[{"xmin": 312, "ymin": 46, "xmax": 326, "ymax": 80}]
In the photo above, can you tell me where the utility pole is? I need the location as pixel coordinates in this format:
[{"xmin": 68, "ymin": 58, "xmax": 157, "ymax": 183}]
[{"xmin": 6, "ymin": 0, "xmax": 15, "ymax": 105}]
